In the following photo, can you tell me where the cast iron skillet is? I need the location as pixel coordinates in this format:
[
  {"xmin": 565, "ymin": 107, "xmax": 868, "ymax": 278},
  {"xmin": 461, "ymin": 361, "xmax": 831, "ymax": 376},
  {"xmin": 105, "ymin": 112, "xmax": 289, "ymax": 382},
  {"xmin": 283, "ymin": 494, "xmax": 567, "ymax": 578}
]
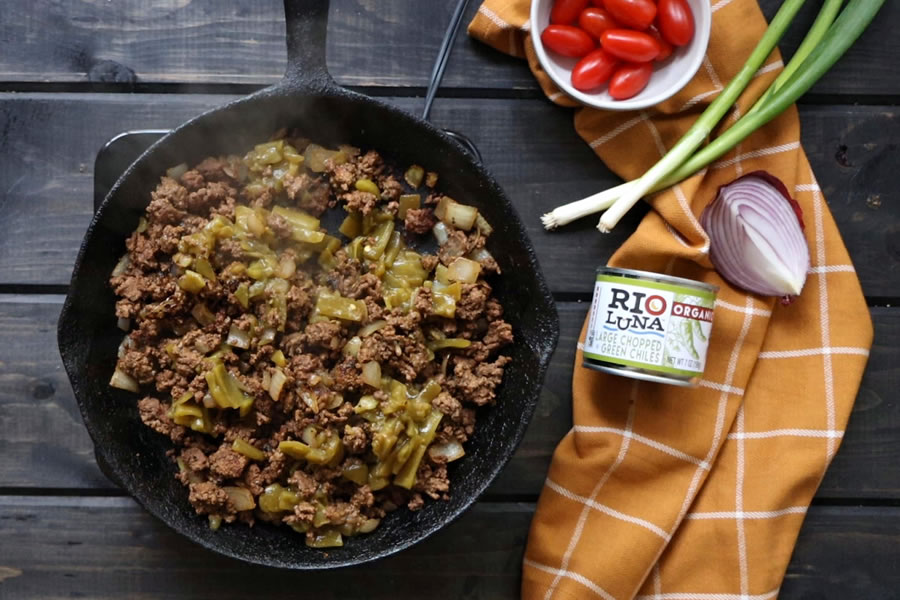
[{"xmin": 58, "ymin": 0, "xmax": 559, "ymax": 569}]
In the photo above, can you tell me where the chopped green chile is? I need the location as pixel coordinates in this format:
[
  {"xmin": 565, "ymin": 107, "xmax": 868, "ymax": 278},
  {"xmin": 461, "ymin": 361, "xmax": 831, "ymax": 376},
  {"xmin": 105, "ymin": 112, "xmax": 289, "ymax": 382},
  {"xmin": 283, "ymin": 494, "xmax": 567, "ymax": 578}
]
[
  {"xmin": 342, "ymin": 462, "xmax": 370, "ymax": 485},
  {"xmin": 427, "ymin": 338, "xmax": 472, "ymax": 351},
  {"xmin": 397, "ymin": 194, "xmax": 421, "ymax": 219},
  {"xmin": 177, "ymin": 270, "xmax": 206, "ymax": 293},
  {"xmin": 354, "ymin": 178, "xmax": 381, "ymax": 199},
  {"xmin": 232, "ymin": 439, "xmax": 266, "ymax": 461},
  {"xmin": 233, "ymin": 283, "xmax": 250, "ymax": 309},
  {"xmin": 315, "ymin": 291, "xmax": 367, "ymax": 322},
  {"xmin": 404, "ymin": 164, "xmax": 425, "ymax": 188},
  {"xmin": 303, "ymin": 144, "xmax": 345, "ymax": 172},
  {"xmin": 363, "ymin": 220, "xmax": 394, "ymax": 261},
  {"xmin": 205, "ymin": 363, "xmax": 254, "ymax": 415},
  {"xmin": 307, "ymin": 529, "xmax": 343, "ymax": 548},
  {"xmin": 339, "ymin": 212, "xmax": 363, "ymax": 238}
]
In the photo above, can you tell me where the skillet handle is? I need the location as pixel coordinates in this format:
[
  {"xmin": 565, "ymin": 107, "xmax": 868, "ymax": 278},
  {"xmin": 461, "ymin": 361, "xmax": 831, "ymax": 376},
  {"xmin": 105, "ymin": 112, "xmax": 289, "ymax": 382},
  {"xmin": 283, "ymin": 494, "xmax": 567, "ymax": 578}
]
[{"xmin": 282, "ymin": 0, "xmax": 333, "ymax": 88}]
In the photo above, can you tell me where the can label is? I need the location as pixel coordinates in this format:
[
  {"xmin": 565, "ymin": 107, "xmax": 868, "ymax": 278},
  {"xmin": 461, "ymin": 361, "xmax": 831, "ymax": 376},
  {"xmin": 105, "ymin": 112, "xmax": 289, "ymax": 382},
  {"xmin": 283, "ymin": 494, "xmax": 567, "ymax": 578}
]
[{"xmin": 583, "ymin": 274, "xmax": 716, "ymax": 378}]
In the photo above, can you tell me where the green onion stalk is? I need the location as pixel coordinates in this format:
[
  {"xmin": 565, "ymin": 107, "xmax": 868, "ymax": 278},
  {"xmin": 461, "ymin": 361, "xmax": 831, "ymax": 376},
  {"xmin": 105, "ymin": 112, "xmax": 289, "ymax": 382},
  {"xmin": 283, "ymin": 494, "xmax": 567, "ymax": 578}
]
[{"xmin": 541, "ymin": 0, "xmax": 885, "ymax": 232}]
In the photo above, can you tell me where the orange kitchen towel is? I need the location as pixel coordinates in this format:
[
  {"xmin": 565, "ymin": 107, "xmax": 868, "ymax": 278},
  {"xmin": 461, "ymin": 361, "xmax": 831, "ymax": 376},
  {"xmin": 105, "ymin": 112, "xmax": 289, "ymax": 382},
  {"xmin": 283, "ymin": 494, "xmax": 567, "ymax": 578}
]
[{"xmin": 469, "ymin": 2, "xmax": 873, "ymax": 599}]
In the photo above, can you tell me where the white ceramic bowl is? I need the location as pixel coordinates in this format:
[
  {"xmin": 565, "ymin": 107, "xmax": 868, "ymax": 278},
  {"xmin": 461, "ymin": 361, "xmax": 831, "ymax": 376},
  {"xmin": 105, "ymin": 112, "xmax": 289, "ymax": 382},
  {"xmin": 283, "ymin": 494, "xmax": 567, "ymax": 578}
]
[{"xmin": 530, "ymin": 0, "xmax": 711, "ymax": 110}]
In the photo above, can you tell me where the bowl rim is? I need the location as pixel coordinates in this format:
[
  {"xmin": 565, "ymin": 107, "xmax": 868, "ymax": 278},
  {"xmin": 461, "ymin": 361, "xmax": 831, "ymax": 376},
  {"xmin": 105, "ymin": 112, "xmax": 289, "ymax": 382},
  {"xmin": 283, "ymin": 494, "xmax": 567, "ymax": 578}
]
[{"xmin": 529, "ymin": 0, "xmax": 712, "ymax": 111}]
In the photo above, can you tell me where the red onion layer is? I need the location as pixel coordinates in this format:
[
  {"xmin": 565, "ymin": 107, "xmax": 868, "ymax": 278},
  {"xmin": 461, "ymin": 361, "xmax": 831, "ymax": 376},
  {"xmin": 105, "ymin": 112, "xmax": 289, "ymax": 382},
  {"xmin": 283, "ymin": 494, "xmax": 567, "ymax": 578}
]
[{"xmin": 700, "ymin": 171, "xmax": 810, "ymax": 298}]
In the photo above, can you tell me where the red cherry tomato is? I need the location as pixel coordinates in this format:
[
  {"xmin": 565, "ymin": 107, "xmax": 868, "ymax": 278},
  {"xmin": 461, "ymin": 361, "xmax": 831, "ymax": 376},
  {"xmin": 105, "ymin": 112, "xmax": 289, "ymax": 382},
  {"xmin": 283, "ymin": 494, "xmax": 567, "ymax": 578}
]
[
  {"xmin": 602, "ymin": 0, "xmax": 657, "ymax": 30},
  {"xmin": 648, "ymin": 26, "xmax": 674, "ymax": 61},
  {"xmin": 578, "ymin": 7, "xmax": 619, "ymax": 40},
  {"xmin": 571, "ymin": 49, "xmax": 619, "ymax": 91},
  {"xmin": 590, "ymin": 0, "xmax": 607, "ymax": 5},
  {"xmin": 608, "ymin": 62, "xmax": 654, "ymax": 99},
  {"xmin": 657, "ymin": 0, "xmax": 694, "ymax": 46},
  {"xmin": 551, "ymin": 0, "xmax": 590, "ymax": 24},
  {"xmin": 541, "ymin": 25, "xmax": 596, "ymax": 58},
  {"xmin": 600, "ymin": 29, "xmax": 662, "ymax": 63}
]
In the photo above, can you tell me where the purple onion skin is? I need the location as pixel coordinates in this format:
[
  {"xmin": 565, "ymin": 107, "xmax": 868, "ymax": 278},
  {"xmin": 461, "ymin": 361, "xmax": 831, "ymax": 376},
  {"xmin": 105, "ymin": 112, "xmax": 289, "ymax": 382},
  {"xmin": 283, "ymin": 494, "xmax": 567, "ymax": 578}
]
[{"xmin": 700, "ymin": 171, "xmax": 811, "ymax": 301}]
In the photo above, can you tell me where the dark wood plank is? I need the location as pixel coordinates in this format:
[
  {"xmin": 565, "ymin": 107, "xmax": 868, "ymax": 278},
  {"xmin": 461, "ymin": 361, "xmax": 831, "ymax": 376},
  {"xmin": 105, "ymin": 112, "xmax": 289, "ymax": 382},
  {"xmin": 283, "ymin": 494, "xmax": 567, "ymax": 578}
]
[
  {"xmin": 2, "ymin": 296, "xmax": 898, "ymax": 499},
  {"xmin": 0, "ymin": 0, "xmax": 897, "ymax": 97},
  {"xmin": 1, "ymin": 94, "xmax": 898, "ymax": 296},
  {"xmin": 0, "ymin": 497, "xmax": 897, "ymax": 599}
]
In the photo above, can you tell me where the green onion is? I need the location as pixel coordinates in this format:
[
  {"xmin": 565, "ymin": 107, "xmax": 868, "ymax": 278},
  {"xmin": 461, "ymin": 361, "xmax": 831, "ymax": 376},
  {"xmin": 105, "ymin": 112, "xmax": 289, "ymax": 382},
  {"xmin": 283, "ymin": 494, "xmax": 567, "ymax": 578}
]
[{"xmin": 746, "ymin": 0, "xmax": 844, "ymax": 115}]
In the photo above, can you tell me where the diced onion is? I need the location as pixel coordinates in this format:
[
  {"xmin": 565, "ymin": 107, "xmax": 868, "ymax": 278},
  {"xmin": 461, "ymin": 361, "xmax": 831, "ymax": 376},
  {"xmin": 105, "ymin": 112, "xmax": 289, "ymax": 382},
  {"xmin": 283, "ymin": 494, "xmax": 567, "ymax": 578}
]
[
  {"xmin": 358, "ymin": 518, "xmax": 381, "ymax": 534},
  {"xmin": 700, "ymin": 171, "xmax": 810, "ymax": 299},
  {"xmin": 358, "ymin": 320, "xmax": 388, "ymax": 338},
  {"xmin": 191, "ymin": 303, "xmax": 215, "ymax": 326},
  {"xmin": 301, "ymin": 424, "xmax": 319, "ymax": 445},
  {"xmin": 468, "ymin": 247, "xmax": 494, "ymax": 265},
  {"xmin": 431, "ymin": 221, "xmax": 450, "ymax": 245},
  {"xmin": 117, "ymin": 336, "xmax": 134, "ymax": 359},
  {"xmin": 361, "ymin": 361, "xmax": 382, "ymax": 388},
  {"xmin": 166, "ymin": 162, "xmax": 189, "ymax": 180},
  {"xmin": 474, "ymin": 213, "xmax": 493, "ymax": 235},
  {"xmin": 223, "ymin": 486, "xmax": 256, "ymax": 511},
  {"xmin": 435, "ymin": 196, "xmax": 478, "ymax": 231},
  {"xmin": 446, "ymin": 257, "xmax": 481, "ymax": 284},
  {"xmin": 342, "ymin": 336, "xmax": 362, "ymax": 357},
  {"xmin": 327, "ymin": 393, "xmax": 344, "ymax": 410},
  {"xmin": 111, "ymin": 254, "xmax": 131, "ymax": 277},
  {"xmin": 275, "ymin": 254, "xmax": 296, "ymax": 279},
  {"xmin": 109, "ymin": 368, "xmax": 139, "ymax": 392},
  {"xmin": 269, "ymin": 368, "xmax": 287, "ymax": 401},
  {"xmin": 258, "ymin": 327, "xmax": 277, "ymax": 345},
  {"xmin": 226, "ymin": 325, "xmax": 251, "ymax": 349},
  {"xmin": 428, "ymin": 440, "xmax": 465, "ymax": 463},
  {"xmin": 202, "ymin": 393, "xmax": 215, "ymax": 409},
  {"xmin": 116, "ymin": 317, "xmax": 131, "ymax": 332}
]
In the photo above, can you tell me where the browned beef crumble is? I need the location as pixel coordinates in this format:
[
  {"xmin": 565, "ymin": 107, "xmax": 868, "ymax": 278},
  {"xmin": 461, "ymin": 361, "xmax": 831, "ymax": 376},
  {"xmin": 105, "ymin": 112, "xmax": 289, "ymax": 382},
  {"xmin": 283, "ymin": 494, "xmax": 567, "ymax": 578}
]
[{"xmin": 110, "ymin": 136, "xmax": 512, "ymax": 548}]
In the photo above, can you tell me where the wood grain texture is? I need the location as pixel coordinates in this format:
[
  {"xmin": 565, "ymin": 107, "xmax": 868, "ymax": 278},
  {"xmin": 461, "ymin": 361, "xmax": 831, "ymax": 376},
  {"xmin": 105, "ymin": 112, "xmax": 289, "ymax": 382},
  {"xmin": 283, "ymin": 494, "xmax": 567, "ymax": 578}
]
[
  {"xmin": 1, "ymin": 94, "xmax": 897, "ymax": 295},
  {"xmin": 2, "ymin": 297, "xmax": 897, "ymax": 499},
  {"xmin": 0, "ymin": 497, "xmax": 897, "ymax": 599},
  {"xmin": 0, "ymin": 0, "xmax": 896, "ymax": 96}
]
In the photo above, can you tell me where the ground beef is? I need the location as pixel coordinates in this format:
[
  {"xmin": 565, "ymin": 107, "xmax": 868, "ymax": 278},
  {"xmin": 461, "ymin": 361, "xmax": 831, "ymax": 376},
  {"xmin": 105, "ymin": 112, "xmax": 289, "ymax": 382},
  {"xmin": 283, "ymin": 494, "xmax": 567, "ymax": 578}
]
[
  {"xmin": 110, "ymin": 136, "xmax": 512, "ymax": 545},
  {"xmin": 344, "ymin": 190, "xmax": 378, "ymax": 215},
  {"xmin": 288, "ymin": 469, "xmax": 319, "ymax": 499},
  {"xmin": 447, "ymin": 355, "xmax": 512, "ymax": 406},
  {"xmin": 414, "ymin": 462, "xmax": 450, "ymax": 500},
  {"xmin": 457, "ymin": 282, "xmax": 491, "ymax": 321},
  {"xmin": 378, "ymin": 175, "xmax": 404, "ymax": 202},
  {"xmin": 188, "ymin": 481, "xmax": 234, "ymax": 516},
  {"xmin": 404, "ymin": 207, "xmax": 436, "ymax": 234},
  {"xmin": 180, "ymin": 447, "xmax": 209, "ymax": 472},
  {"xmin": 209, "ymin": 445, "xmax": 249, "ymax": 479},
  {"xmin": 137, "ymin": 396, "xmax": 184, "ymax": 442}
]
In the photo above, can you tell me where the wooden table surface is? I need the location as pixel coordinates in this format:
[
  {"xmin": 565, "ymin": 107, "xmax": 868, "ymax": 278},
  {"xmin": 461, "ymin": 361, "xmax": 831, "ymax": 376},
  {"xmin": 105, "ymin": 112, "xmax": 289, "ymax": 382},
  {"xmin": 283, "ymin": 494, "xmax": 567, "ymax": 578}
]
[{"xmin": 1, "ymin": 1, "xmax": 898, "ymax": 598}]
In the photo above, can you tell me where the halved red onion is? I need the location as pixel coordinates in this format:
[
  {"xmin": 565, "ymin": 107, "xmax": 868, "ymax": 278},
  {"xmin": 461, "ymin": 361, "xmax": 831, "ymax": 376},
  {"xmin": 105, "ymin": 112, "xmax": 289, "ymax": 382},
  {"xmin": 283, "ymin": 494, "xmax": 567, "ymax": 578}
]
[{"xmin": 700, "ymin": 171, "xmax": 810, "ymax": 299}]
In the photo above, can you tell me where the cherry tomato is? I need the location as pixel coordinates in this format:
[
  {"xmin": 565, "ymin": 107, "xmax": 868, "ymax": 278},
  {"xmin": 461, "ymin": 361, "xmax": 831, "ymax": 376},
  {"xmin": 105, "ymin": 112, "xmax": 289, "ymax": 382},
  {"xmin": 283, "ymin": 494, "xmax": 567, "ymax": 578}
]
[
  {"xmin": 551, "ymin": 0, "xmax": 590, "ymax": 24},
  {"xmin": 648, "ymin": 26, "xmax": 674, "ymax": 61},
  {"xmin": 541, "ymin": 25, "xmax": 596, "ymax": 58},
  {"xmin": 600, "ymin": 29, "xmax": 661, "ymax": 63},
  {"xmin": 608, "ymin": 62, "xmax": 654, "ymax": 99},
  {"xmin": 590, "ymin": 0, "xmax": 607, "ymax": 5},
  {"xmin": 571, "ymin": 49, "xmax": 619, "ymax": 91},
  {"xmin": 657, "ymin": 0, "xmax": 694, "ymax": 46},
  {"xmin": 602, "ymin": 0, "xmax": 657, "ymax": 30},
  {"xmin": 578, "ymin": 7, "xmax": 619, "ymax": 40}
]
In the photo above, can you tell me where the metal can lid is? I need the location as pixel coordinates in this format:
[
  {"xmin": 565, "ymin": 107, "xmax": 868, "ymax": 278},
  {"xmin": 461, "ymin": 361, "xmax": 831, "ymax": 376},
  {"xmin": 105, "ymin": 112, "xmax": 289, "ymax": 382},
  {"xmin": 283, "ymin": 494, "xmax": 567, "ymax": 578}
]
[{"xmin": 596, "ymin": 266, "xmax": 719, "ymax": 294}]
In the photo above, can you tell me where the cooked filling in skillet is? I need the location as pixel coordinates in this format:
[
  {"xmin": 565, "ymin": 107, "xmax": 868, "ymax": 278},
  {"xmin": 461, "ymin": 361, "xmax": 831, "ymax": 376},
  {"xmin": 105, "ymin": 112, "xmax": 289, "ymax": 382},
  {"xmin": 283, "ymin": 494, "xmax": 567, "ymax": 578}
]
[{"xmin": 108, "ymin": 132, "xmax": 513, "ymax": 547}]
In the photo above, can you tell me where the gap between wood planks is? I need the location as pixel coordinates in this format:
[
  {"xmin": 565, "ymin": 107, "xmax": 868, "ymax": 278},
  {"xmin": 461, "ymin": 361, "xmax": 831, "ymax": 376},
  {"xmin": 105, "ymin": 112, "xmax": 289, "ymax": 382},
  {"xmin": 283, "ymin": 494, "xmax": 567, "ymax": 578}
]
[
  {"xmin": 2, "ymin": 287, "xmax": 897, "ymax": 307},
  {"xmin": 0, "ymin": 81, "xmax": 897, "ymax": 107}
]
